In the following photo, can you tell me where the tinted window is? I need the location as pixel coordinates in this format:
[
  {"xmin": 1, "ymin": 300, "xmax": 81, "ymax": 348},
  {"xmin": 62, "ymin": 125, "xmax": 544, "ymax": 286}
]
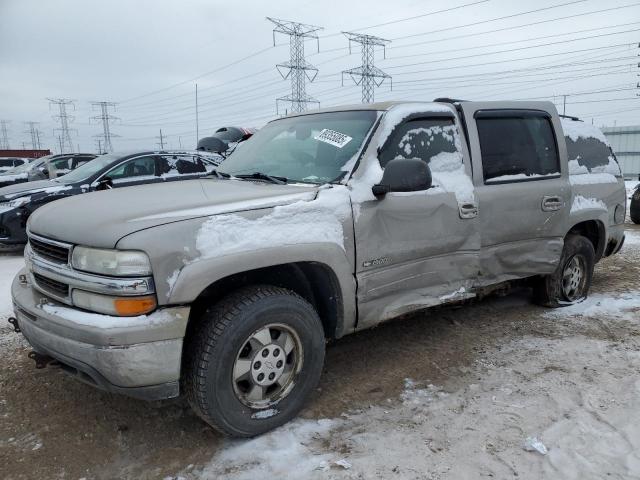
[
  {"xmin": 379, "ymin": 118, "xmax": 457, "ymax": 167},
  {"xmin": 0, "ymin": 159, "xmax": 14, "ymax": 167},
  {"xmin": 106, "ymin": 156, "xmax": 157, "ymax": 182},
  {"xmin": 565, "ymin": 136, "xmax": 621, "ymax": 175},
  {"xmin": 476, "ymin": 113, "xmax": 560, "ymax": 182},
  {"xmin": 158, "ymin": 154, "xmax": 211, "ymax": 176}
]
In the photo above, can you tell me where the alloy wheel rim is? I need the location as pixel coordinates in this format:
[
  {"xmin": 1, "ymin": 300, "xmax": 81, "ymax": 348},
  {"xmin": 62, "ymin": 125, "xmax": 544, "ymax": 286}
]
[
  {"xmin": 561, "ymin": 254, "xmax": 586, "ymax": 301},
  {"xmin": 232, "ymin": 323, "xmax": 303, "ymax": 409}
]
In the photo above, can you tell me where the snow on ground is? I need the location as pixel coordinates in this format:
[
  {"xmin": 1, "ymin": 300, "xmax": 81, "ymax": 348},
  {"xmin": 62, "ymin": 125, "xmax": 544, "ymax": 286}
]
[
  {"xmin": 0, "ymin": 254, "xmax": 27, "ymax": 354},
  {"xmin": 177, "ymin": 230, "xmax": 640, "ymax": 480}
]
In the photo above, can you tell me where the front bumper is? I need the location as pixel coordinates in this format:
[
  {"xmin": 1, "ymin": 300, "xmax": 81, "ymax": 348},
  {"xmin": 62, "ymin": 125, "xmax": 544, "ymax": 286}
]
[
  {"xmin": 0, "ymin": 206, "xmax": 28, "ymax": 245},
  {"xmin": 11, "ymin": 269, "xmax": 190, "ymax": 401}
]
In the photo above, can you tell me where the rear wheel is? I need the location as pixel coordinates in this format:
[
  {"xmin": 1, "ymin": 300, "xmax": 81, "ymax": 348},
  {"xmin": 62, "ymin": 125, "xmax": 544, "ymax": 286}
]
[
  {"xmin": 184, "ymin": 285, "xmax": 325, "ymax": 437},
  {"xmin": 534, "ymin": 234, "xmax": 595, "ymax": 307}
]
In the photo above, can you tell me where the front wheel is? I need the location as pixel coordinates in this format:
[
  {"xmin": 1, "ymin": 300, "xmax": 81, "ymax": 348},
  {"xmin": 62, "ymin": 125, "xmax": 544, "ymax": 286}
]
[
  {"xmin": 184, "ymin": 285, "xmax": 326, "ymax": 437},
  {"xmin": 533, "ymin": 234, "xmax": 595, "ymax": 307},
  {"xmin": 630, "ymin": 189, "xmax": 640, "ymax": 224}
]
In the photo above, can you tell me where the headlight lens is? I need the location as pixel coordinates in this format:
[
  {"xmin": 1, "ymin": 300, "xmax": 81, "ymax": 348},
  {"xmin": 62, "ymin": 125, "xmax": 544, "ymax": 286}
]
[
  {"xmin": 71, "ymin": 246, "xmax": 152, "ymax": 276},
  {"xmin": 72, "ymin": 289, "xmax": 157, "ymax": 316}
]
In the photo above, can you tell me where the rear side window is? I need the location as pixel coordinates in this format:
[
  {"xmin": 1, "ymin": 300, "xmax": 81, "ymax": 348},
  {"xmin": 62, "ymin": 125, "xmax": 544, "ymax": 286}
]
[
  {"xmin": 476, "ymin": 112, "xmax": 560, "ymax": 183},
  {"xmin": 379, "ymin": 118, "xmax": 458, "ymax": 167},
  {"xmin": 561, "ymin": 120, "xmax": 621, "ymax": 176}
]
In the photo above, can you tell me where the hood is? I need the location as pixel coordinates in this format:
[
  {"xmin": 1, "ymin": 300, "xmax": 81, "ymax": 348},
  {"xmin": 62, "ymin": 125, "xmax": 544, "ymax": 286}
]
[
  {"xmin": 0, "ymin": 180, "xmax": 66, "ymax": 200},
  {"xmin": 28, "ymin": 178, "xmax": 318, "ymax": 248}
]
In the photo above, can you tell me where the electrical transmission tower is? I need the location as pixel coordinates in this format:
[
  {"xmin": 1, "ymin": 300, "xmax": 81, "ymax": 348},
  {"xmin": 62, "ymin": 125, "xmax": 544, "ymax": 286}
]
[
  {"xmin": 24, "ymin": 121, "xmax": 42, "ymax": 149},
  {"xmin": 48, "ymin": 98, "xmax": 76, "ymax": 153},
  {"xmin": 0, "ymin": 120, "xmax": 10, "ymax": 149},
  {"xmin": 267, "ymin": 17, "xmax": 323, "ymax": 115},
  {"xmin": 342, "ymin": 32, "xmax": 392, "ymax": 103},
  {"xmin": 90, "ymin": 101, "xmax": 119, "ymax": 153}
]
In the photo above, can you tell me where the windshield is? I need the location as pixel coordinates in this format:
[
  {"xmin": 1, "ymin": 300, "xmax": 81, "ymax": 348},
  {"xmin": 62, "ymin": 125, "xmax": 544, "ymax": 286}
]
[
  {"xmin": 56, "ymin": 153, "xmax": 121, "ymax": 183},
  {"xmin": 217, "ymin": 110, "xmax": 379, "ymax": 184}
]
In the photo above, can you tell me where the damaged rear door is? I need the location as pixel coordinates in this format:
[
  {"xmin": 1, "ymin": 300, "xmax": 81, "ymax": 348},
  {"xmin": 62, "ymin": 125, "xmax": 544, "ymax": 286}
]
[
  {"xmin": 355, "ymin": 109, "xmax": 480, "ymax": 329},
  {"xmin": 460, "ymin": 102, "xmax": 570, "ymax": 285}
]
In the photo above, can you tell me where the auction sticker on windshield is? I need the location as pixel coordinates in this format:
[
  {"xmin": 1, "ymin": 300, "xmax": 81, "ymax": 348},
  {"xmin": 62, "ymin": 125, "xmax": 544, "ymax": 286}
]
[{"xmin": 314, "ymin": 129, "xmax": 353, "ymax": 148}]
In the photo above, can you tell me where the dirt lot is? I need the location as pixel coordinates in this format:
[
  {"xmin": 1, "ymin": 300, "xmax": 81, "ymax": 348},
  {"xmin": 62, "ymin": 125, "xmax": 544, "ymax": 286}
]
[{"xmin": 1, "ymin": 223, "xmax": 639, "ymax": 479}]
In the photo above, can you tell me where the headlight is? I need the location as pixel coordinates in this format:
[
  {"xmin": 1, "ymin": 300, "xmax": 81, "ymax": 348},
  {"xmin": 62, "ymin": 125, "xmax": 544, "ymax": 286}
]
[
  {"xmin": 72, "ymin": 289, "xmax": 157, "ymax": 316},
  {"xmin": 0, "ymin": 196, "xmax": 31, "ymax": 208},
  {"xmin": 71, "ymin": 246, "xmax": 152, "ymax": 276}
]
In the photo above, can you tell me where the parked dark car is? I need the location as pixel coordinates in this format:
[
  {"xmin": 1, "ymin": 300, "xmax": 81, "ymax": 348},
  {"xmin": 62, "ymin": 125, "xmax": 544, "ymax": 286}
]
[
  {"xmin": 0, "ymin": 153, "xmax": 97, "ymax": 188},
  {"xmin": 630, "ymin": 177, "xmax": 640, "ymax": 224},
  {"xmin": 0, "ymin": 150, "xmax": 221, "ymax": 249}
]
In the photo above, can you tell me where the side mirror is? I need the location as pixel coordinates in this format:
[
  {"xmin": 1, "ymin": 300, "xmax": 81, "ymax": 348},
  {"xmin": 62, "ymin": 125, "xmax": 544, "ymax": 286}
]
[
  {"xmin": 95, "ymin": 177, "xmax": 113, "ymax": 191},
  {"xmin": 372, "ymin": 158, "xmax": 432, "ymax": 197}
]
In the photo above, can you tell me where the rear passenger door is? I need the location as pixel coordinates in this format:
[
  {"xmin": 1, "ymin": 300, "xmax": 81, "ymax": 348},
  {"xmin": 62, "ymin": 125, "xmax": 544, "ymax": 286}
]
[{"xmin": 461, "ymin": 103, "xmax": 570, "ymax": 285}]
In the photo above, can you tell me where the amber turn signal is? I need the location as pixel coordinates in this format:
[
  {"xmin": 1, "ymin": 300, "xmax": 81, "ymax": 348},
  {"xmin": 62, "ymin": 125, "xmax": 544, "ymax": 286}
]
[{"xmin": 114, "ymin": 296, "xmax": 157, "ymax": 316}]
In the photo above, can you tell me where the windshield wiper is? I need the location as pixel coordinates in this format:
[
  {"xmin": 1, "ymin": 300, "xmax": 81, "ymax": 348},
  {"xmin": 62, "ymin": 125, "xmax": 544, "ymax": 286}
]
[
  {"xmin": 235, "ymin": 172, "xmax": 287, "ymax": 185},
  {"xmin": 204, "ymin": 169, "xmax": 231, "ymax": 179}
]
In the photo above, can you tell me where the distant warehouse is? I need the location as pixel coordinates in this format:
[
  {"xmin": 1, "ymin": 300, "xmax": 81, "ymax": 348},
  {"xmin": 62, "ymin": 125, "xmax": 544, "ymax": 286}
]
[{"xmin": 602, "ymin": 125, "xmax": 640, "ymax": 179}]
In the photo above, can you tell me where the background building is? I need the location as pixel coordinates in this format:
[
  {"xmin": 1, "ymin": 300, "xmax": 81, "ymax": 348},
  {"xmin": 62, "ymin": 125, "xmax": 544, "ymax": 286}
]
[{"xmin": 602, "ymin": 126, "xmax": 640, "ymax": 180}]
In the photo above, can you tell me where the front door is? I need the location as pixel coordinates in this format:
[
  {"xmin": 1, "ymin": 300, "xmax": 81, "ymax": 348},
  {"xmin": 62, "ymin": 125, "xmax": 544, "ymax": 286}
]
[
  {"xmin": 461, "ymin": 103, "xmax": 570, "ymax": 285},
  {"xmin": 354, "ymin": 111, "xmax": 480, "ymax": 329}
]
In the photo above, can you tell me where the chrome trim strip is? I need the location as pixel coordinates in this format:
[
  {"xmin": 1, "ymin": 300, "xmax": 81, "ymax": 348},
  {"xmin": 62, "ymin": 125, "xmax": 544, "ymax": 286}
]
[
  {"xmin": 28, "ymin": 232, "xmax": 73, "ymax": 250},
  {"xmin": 26, "ymin": 249, "xmax": 155, "ymax": 298}
]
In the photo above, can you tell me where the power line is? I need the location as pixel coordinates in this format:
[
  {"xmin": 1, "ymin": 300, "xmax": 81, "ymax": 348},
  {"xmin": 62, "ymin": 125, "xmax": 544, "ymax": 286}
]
[
  {"xmin": 0, "ymin": 120, "xmax": 10, "ymax": 149},
  {"xmin": 24, "ymin": 121, "xmax": 42, "ymax": 149},
  {"xmin": 47, "ymin": 98, "xmax": 76, "ymax": 153},
  {"xmin": 342, "ymin": 32, "xmax": 392, "ymax": 103},
  {"xmin": 268, "ymin": 17, "xmax": 323, "ymax": 114},
  {"xmin": 90, "ymin": 101, "xmax": 119, "ymax": 152}
]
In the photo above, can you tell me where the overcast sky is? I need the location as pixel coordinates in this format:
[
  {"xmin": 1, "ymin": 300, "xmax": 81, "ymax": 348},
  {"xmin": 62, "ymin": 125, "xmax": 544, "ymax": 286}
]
[{"xmin": 1, "ymin": 0, "xmax": 638, "ymax": 153}]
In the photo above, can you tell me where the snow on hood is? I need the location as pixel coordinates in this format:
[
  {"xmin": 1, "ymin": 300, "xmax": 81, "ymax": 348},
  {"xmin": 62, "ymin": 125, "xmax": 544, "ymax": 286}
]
[
  {"xmin": 0, "ymin": 180, "xmax": 67, "ymax": 200},
  {"xmin": 28, "ymin": 179, "xmax": 318, "ymax": 248},
  {"xmin": 195, "ymin": 186, "xmax": 351, "ymax": 257}
]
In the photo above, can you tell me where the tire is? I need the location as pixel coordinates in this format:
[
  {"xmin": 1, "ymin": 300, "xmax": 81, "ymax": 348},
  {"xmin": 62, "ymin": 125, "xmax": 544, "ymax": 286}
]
[
  {"xmin": 184, "ymin": 285, "xmax": 326, "ymax": 437},
  {"xmin": 630, "ymin": 189, "xmax": 640, "ymax": 224},
  {"xmin": 533, "ymin": 234, "xmax": 595, "ymax": 307}
]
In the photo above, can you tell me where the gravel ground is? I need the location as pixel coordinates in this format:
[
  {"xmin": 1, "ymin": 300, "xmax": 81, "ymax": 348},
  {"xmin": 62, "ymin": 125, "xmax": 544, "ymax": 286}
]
[{"xmin": 1, "ymin": 223, "xmax": 639, "ymax": 480}]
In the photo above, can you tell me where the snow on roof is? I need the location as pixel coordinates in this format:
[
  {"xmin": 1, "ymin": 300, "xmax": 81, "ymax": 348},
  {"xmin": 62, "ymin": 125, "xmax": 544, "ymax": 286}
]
[{"xmin": 561, "ymin": 118, "xmax": 609, "ymax": 145}]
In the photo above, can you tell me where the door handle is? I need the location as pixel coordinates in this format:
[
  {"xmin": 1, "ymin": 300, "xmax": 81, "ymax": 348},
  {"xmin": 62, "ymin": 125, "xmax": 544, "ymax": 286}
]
[
  {"xmin": 459, "ymin": 203, "xmax": 478, "ymax": 219},
  {"xmin": 542, "ymin": 195, "xmax": 564, "ymax": 212}
]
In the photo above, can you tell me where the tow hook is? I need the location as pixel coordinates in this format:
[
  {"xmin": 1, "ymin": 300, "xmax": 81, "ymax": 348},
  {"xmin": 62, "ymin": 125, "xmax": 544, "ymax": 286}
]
[
  {"xmin": 7, "ymin": 316, "xmax": 20, "ymax": 333},
  {"xmin": 28, "ymin": 351, "xmax": 60, "ymax": 369}
]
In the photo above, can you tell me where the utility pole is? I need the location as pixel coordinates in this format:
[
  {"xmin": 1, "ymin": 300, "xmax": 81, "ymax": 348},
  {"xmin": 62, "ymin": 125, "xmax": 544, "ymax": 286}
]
[
  {"xmin": 562, "ymin": 95, "xmax": 567, "ymax": 116},
  {"xmin": 0, "ymin": 120, "xmax": 10, "ymax": 149},
  {"xmin": 267, "ymin": 17, "xmax": 323, "ymax": 115},
  {"xmin": 57, "ymin": 135, "xmax": 64, "ymax": 154},
  {"xmin": 90, "ymin": 101, "xmax": 119, "ymax": 153},
  {"xmin": 156, "ymin": 129, "xmax": 165, "ymax": 150},
  {"xmin": 35, "ymin": 128, "xmax": 42, "ymax": 150},
  {"xmin": 24, "ymin": 121, "xmax": 40, "ymax": 149},
  {"xmin": 96, "ymin": 139, "xmax": 102, "ymax": 154},
  {"xmin": 48, "ymin": 98, "xmax": 76, "ymax": 153},
  {"xmin": 342, "ymin": 32, "xmax": 392, "ymax": 104},
  {"xmin": 195, "ymin": 83, "xmax": 199, "ymax": 141}
]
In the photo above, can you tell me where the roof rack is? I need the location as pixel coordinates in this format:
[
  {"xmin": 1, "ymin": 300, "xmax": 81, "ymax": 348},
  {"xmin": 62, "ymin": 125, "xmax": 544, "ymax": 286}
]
[
  {"xmin": 433, "ymin": 97, "xmax": 468, "ymax": 104},
  {"xmin": 558, "ymin": 114, "xmax": 581, "ymax": 121}
]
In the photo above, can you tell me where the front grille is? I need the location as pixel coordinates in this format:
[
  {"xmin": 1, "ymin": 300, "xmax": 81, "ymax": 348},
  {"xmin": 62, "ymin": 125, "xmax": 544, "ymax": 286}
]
[
  {"xmin": 29, "ymin": 236, "xmax": 70, "ymax": 264},
  {"xmin": 33, "ymin": 272, "xmax": 70, "ymax": 298}
]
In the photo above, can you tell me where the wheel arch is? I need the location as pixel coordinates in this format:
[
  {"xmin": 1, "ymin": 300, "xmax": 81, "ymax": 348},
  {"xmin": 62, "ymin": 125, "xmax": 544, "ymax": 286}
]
[{"xmin": 567, "ymin": 219, "xmax": 606, "ymax": 261}]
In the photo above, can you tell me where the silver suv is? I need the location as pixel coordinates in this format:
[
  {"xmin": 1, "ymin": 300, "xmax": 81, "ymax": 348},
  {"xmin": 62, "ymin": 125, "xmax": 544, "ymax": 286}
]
[{"xmin": 10, "ymin": 100, "xmax": 626, "ymax": 437}]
